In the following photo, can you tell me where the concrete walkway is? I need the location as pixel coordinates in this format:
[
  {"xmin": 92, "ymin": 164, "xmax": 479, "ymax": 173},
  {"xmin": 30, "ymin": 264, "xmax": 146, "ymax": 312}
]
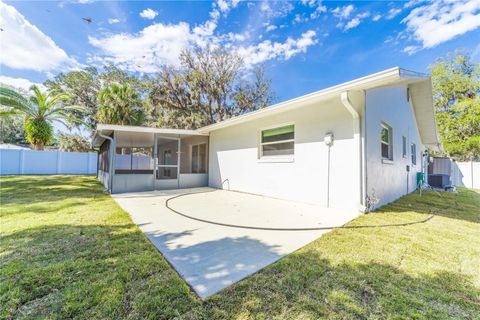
[{"xmin": 113, "ymin": 188, "xmax": 358, "ymax": 298}]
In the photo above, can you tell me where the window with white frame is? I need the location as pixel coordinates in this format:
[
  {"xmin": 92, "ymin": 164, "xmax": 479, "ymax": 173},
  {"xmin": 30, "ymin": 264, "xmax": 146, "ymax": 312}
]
[
  {"xmin": 402, "ymin": 136, "xmax": 407, "ymax": 158},
  {"xmin": 381, "ymin": 123, "xmax": 393, "ymax": 160},
  {"xmin": 260, "ymin": 124, "xmax": 294, "ymax": 157},
  {"xmin": 191, "ymin": 143, "xmax": 207, "ymax": 173},
  {"xmin": 411, "ymin": 143, "xmax": 417, "ymax": 165}
]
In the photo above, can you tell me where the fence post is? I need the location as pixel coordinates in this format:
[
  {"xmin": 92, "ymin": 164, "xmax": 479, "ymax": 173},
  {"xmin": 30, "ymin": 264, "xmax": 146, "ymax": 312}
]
[{"xmin": 56, "ymin": 151, "xmax": 62, "ymax": 174}]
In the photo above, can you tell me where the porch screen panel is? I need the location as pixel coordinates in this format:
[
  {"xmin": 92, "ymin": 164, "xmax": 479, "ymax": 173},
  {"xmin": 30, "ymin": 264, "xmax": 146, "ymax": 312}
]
[
  {"xmin": 114, "ymin": 132, "xmax": 154, "ymax": 174},
  {"xmin": 179, "ymin": 136, "xmax": 209, "ymax": 174},
  {"xmin": 156, "ymin": 138, "xmax": 179, "ymax": 179},
  {"xmin": 98, "ymin": 138, "xmax": 110, "ymax": 172}
]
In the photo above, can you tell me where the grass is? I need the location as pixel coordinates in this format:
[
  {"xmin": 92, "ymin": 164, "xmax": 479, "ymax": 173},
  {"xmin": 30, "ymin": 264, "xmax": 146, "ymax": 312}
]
[{"xmin": 1, "ymin": 175, "xmax": 479, "ymax": 319}]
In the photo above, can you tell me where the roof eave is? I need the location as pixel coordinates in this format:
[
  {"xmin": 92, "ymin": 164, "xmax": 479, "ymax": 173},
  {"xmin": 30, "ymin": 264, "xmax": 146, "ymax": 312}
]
[{"xmin": 198, "ymin": 67, "xmax": 428, "ymax": 134}]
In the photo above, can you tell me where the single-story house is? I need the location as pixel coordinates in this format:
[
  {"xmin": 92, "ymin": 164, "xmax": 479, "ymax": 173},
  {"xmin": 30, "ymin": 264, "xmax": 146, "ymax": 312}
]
[{"xmin": 92, "ymin": 67, "xmax": 440, "ymax": 211}]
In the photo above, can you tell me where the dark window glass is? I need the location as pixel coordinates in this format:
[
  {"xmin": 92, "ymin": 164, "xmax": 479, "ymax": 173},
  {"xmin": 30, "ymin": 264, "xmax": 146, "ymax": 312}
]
[
  {"xmin": 381, "ymin": 143, "xmax": 389, "ymax": 159},
  {"xmin": 192, "ymin": 143, "xmax": 207, "ymax": 173},
  {"xmin": 262, "ymin": 141, "xmax": 294, "ymax": 156},
  {"xmin": 411, "ymin": 144, "xmax": 417, "ymax": 165},
  {"xmin": 156, "ymin": 167, "xmax": 178, "ymax": 179}
]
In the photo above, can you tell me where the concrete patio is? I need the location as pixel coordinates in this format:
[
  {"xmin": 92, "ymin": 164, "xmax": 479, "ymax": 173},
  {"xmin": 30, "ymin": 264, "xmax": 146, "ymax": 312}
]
[{"xmin": 113, "ymin": 188, "xmax": 358, "ymax": 298}]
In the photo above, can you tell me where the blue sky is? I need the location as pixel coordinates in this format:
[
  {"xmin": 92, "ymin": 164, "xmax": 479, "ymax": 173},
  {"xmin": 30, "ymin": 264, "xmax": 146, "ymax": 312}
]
[{"xmin": 1, "ymin": 0, "xmax": 480, "ymax": 106}]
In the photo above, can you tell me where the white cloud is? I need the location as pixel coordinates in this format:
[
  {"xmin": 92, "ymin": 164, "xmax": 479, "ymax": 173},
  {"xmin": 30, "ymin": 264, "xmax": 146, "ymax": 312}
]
[
  {"xmin": 265, "ymin": 24, "xmax": 277, "ymax": 32},
  {"xmin": 217, "ymin": 0, "xmax": 229, "ymax": 12},
  {"xmin": 227, "ymin": 32, "xmax": 248, "ymax": 42},
  {"xmin": 339, "ymin": 11, "xmax": 369, "ymax": 31},
  {"xmin": 310, "ymin": 1, "xmax": 327, "ymax": 19},
  {"xmin": 260, "ymin": 1, "xmax": 270, "ymax": 12},
  {"xmin": 0, "ymin": 1, "xmax": 78, "ymax": 72},
  {"xmin": 386, "ymin": 8, "xmax": 402, "ymax": 20},
  {"xmin": 139, "ymin": 8, "xmax": 158, "ymax": 20},
  {"xmin": 344, "ymin": 18, "xmax": 361, "ymax": 31},
  {"xmin": 294, "ymin": 14, "xmax": 304, "ymax": 23},
  {"xmin": 332, "ymin": 4, "xmax": 354, "ymax": 19},
  {"xmin": 89, "ymin": 1, "xmax": 317, "ymax": 72},
  {"xmin": 238, "ymin": 30, "xmax": 317, "ymax": 67},
  {"xmin": 404, "ymin": 0, "xmax": 426, "ymax": 9},
  {"xmin": 357, "ymin": 12, "xmax": 370, "ymax": 19},
  {"xmin": 89, "ymin": 23, "xmax": 192, "ymax": 72},
  {"xmin": 259, "ymin": 1, "xmax": 294, "ymax": 18},
  {"xmin": 301, "ymin": 0, "xmax": 317, "ymax": 7},
  {"xmin": 108, "ymin": 18, "xmax": 120, "ymax": 24},
  {"xmin": 0, "ymin": 75, "xmax": 46, "ymax": 92},
  {"xmin": 402, "ymin": 0, "xmax": 480, "ymax": 49},
  {"xmin": 372, "ymin": 14, "xmax": 382, "ymax": 21},
  {"xmin": 403, "ymin": 45, "xmax": 420, "ymax": 55}
]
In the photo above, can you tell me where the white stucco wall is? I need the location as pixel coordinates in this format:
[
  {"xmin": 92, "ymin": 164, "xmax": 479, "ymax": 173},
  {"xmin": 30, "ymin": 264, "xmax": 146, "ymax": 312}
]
[
  {"xmin": 208, "ymin": 97, "xmax": 360, "ymax": 210},
  {"xmin": 365, "ymin": 85, "xmax": 425, "ymax": 209}
]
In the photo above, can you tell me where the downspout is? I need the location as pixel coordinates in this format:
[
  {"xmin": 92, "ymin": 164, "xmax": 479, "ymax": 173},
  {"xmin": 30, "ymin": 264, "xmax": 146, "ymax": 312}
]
[
  {"xmin": 340, "ymin": 91, "xmax": 366, "ymax": 212},
  {"xmin": 97, "ymin": 132, "xmax": 115, "ymax": 194}
]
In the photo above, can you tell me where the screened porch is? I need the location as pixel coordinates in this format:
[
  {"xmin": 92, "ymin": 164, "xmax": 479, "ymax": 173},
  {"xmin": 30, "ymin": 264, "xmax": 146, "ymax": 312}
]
[{"xmin": 94, "ymin": 125, "xmax": 208, "ymax": 193}]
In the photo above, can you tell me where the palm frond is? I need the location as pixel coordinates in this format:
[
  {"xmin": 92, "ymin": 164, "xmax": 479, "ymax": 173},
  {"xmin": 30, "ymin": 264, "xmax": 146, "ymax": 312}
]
[
  {"xmin": 0, "ymin": 109, "xmax": 22, "ymax": 117},
  {"xmin": 48, "ymin": 115, "xmax": 71, "ymax": 128},
  {"xmin": 45, "ymin": 104, "xmax": 86, "ymax": 118},
  {"xmin": 0, "ymin": 96, "xmax": 35, "ymax": 116},
  {"xmin": 0, "ymin": 86, "xmax": 30, "ymax": 106},
  {"xmin": 31, "ymin": 85, "xmax": 46, "ymax": 109},
  {"xmin": 47, "ymin": 92, "xmax": 71, "ymax": 110}
]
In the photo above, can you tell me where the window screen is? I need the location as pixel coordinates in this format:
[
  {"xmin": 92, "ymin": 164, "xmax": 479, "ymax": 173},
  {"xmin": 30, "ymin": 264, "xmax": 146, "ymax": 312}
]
[{"xmin": 115, "ymin": 147, "xmax": 153, "ymax": 174}]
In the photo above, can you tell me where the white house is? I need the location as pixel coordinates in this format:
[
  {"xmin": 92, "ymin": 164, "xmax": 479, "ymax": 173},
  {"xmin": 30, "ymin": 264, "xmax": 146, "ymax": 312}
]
[{"xmin": 92, "ymin": 67, "xmax": 440, "ymax": 211}]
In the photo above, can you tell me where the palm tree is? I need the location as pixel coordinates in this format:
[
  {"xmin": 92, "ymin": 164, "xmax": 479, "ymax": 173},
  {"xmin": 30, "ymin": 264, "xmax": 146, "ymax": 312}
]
[
  {"xmin": 97, "ymin": 83, "xmax": 145, "ymax": 125},
  {"xmin": 0, "ymin": 85, "xmax": 84, "ymax": 150}
]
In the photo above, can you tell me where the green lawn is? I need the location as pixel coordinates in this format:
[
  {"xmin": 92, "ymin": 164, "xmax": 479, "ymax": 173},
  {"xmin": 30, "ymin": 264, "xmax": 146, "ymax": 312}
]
[{"xmin": 1, "ymin": 176, "xmax": 479, "ymax": 319}]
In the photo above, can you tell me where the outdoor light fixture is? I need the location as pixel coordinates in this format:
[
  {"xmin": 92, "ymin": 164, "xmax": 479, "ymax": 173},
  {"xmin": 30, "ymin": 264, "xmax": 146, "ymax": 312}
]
[{"xmin": 324, "ymin": 132, "xmax": 334, "ymax": 146}]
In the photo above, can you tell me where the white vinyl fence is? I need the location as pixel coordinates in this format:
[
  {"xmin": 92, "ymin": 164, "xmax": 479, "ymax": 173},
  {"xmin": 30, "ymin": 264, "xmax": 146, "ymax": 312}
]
[
  {"xmin": 0, "ymin": 149, "xmax": 97, "ymax": 175},
  {"xmin": 452, "ymin": 161, "xmax": 480, "ymax": 189}
]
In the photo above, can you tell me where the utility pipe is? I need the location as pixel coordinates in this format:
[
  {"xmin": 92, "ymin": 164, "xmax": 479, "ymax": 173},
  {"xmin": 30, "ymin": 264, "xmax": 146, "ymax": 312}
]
[
  {"xmin": 340, "ymin": 91, "xmax": 366, "ymax": 212},
  {"xmin": 97, "ymin": 132, "xmax": 115, "ymax": 193}
]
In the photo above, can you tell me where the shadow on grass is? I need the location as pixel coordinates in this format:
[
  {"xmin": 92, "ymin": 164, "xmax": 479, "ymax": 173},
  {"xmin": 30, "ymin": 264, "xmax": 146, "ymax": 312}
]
[
  {"xmin": 199, "ymin": 249, "xmax": 480, "ymax": 319},
  {"xmin": 375, "ymin": 188, "xmax": 480, "ymax": 224},
  {"xmin": 0, "ymin": 223, "xmax": 200, "ymax": 319},
  {"xmin": 2, "ymin": 222, "xmax": 479, "ymax": 319}
]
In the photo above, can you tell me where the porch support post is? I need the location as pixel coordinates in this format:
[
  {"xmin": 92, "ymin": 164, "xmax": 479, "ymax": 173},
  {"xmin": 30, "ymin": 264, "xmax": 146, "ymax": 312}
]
[
  {"xmin": 177, "ymin": 137, "xmax": 181, "ymax": 189},
  {"xmin": 153, "ymin": 133, "xmax": 157, "ymax": 190}
]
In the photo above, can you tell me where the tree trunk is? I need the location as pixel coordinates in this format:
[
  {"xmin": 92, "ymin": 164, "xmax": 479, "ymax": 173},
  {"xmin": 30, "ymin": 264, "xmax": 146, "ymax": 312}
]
[{"xmin": 34, "ymin": 143, "xmax": 44, "ymax": 151}]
